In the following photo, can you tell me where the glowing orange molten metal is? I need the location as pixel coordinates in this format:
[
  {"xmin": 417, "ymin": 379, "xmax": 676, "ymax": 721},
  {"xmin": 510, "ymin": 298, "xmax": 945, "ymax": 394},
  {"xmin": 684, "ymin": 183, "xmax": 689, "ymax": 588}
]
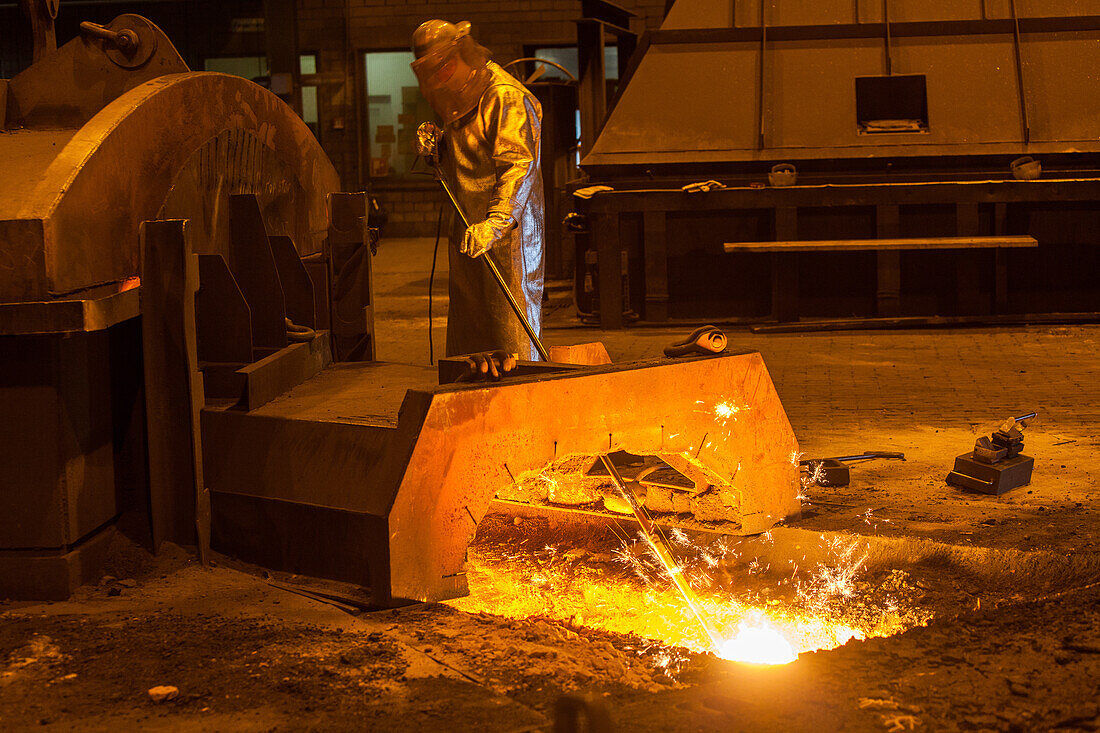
[
  {"xmin": 448, "ymin": 528, "xmax": 923, "ymax": 670},
  {"xmin": 449, "ymin": 396, "xmax": 922, "ymax": 668},
  {"xmin": 716, "ymin": 613, "xmax": 797, "ymax": 665}
]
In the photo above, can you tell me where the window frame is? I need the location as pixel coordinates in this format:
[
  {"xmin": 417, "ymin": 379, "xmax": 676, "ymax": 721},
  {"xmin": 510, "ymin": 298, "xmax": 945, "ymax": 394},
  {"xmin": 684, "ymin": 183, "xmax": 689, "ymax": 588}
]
[
  {"xmin": 520, "ymin": 43, "xmax": 621, "ymax": 84},
  {"xmin": 357, "ymin": 47, "xmax": 439, "ymax": 184}
]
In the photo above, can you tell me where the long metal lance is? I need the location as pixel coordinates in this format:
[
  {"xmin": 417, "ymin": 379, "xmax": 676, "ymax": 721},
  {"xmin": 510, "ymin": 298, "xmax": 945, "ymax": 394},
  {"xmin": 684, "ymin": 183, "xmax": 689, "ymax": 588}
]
[
  {"xmin": 433, "ymin": 164, "xmax": 551, "ymax": 362},
  {"xmin": 598, "ymin": 455, "xmax": 723, "ymax": 653}
]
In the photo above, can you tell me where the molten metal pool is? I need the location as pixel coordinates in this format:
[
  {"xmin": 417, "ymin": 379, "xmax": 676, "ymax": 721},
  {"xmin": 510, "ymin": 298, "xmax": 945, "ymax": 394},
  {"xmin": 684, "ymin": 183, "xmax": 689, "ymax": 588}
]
[{"xmin": 446, "ymin": 519, "xmax": 928, "ymax": 668}]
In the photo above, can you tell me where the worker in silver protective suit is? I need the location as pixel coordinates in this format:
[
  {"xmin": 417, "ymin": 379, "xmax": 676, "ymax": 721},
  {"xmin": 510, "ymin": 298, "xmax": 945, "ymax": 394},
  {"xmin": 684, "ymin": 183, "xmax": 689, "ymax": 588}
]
[{"xmin": 411, "ymin": 19, "xmax": 544, "ymax": 361}]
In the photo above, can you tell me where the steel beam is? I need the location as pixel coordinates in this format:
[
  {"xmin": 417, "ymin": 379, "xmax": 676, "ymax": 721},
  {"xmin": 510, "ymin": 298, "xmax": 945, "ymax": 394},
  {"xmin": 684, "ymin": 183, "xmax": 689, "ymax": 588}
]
[
  {"xmin": 140, "ymin": 219, "xmax": 208, "ymax": 556},
  {"xmin": 647, "ymin": 16, "xmax": 1100, "ymax": 45},
  {"xmin": 577, "ymin": 19, "xmax": 608, "ymax": 156},
  {"xmin": 579, "ymin": 179, "xmax": 1100, "ymax": 213}
]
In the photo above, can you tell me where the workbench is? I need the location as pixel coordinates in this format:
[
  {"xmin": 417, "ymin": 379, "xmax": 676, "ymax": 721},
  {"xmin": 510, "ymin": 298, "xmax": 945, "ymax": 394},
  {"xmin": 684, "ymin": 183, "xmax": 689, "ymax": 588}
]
[
  {"xmin": 723, "ymin": 235, "xmax": 1037, "ymax": 324},
  {"xmin": 575, "ymin": 178, "xmax": 1100, "ymax": 328}
]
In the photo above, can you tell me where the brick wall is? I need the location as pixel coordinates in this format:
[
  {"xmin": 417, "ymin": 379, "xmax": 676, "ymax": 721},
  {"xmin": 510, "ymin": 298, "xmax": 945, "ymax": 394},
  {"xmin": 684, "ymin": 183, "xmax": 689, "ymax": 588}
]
[
  {"xmin": 376, "ymin": 184, "xmax": 448, "ymax": 237},
  {"xmin": 297, "ymin": 0, "xmax": 669, "ymax": 235}
]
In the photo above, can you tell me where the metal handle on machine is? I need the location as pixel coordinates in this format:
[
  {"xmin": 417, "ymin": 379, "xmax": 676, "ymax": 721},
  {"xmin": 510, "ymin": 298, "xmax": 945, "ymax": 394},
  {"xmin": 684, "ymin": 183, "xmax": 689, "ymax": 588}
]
[
  {"xmin": 432, "ymin": 164, "xmax": 551, "ymax": 362},
  {"xmin": 79, "ymin": 21, "xmax": 139, "ymax": 50}
]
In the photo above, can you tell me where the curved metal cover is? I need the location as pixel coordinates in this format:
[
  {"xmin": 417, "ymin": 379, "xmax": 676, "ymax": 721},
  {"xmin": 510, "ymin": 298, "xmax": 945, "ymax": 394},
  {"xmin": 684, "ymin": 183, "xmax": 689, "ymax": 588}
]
[{"xmin": 2, "ymin": 72, "xmax": 339, "ymax": 300}]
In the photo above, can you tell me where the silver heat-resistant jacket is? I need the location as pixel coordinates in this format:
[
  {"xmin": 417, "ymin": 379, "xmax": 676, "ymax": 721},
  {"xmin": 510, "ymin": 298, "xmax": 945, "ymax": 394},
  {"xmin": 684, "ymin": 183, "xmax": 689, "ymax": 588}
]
[{"xmin": 439, "ymin": 61, "xmax": 544, "ymax": 360}]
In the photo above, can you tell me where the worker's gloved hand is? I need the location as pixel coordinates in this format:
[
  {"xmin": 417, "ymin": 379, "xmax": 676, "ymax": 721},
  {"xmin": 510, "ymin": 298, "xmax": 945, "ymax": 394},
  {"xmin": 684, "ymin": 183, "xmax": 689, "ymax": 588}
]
[
  {"xmin": 461, "ymin": 213, "xmax": 515, "ymax": 258},
  {"xmin": 455, "ymin": 350, "xmax": 518, "ymax": 382},
  {"xmin": 415, "ymin": 122, "xmax": 441, "ymax": 161}
]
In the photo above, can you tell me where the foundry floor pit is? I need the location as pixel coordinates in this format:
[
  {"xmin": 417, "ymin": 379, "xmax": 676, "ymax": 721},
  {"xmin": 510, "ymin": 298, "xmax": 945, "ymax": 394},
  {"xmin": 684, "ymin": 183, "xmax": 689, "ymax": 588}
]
[
  {"xmin": 448, "ymin": 514, "xmax": 931, "ymax": 667},
  {"xmin": 3, "ymin": 518, "xmax": 1099, "ymax": 731}
]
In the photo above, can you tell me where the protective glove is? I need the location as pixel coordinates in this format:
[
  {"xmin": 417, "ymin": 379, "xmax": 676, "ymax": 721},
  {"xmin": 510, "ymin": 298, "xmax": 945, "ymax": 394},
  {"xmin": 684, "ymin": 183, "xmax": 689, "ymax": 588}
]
[
  {"xmin": 455, "ymin": 350, "xmax": 518, "ymax": 382},
  {"xmin": 415, "ymin": 122, "xmax": 441, "ymax": 162},
  {"xmin": 461, "ymin": 213, "xmax": 515, "ymax": 258}
]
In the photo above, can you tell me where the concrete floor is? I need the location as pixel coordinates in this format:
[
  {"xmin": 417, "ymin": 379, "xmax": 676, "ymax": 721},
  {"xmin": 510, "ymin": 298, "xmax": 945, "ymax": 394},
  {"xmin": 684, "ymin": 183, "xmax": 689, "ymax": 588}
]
[{"xmin": 2, "ymin": 237, "xmax": 1099, "ymax": 731}]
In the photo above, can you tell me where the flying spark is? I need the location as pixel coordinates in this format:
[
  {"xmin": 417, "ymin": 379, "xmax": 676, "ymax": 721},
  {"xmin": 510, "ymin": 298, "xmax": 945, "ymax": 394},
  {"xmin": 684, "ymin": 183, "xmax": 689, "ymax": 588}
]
[{"xmin": 449, "ymin": 517, "xmax": 927, "ymax": 673}]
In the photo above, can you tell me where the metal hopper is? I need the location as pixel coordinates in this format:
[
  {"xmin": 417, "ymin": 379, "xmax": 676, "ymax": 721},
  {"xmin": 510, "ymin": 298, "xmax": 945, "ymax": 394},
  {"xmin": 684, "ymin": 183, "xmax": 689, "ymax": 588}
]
[{"xmin": 203, "ymin": 352, "xmax": 800, "ymax": 606}]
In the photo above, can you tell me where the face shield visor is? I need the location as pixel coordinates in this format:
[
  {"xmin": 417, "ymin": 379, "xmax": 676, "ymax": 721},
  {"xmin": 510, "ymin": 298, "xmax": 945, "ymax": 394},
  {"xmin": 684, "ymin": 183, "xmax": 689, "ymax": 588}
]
[{"xmin": 411, "ymin": 34, "xmax": 492, "ymax": 124}]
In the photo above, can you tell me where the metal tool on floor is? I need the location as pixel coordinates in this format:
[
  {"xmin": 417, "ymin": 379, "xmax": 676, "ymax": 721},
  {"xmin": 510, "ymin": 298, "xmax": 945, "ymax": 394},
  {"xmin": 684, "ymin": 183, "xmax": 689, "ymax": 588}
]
[
  {"xmin": 946, "ymin": 412, "xmax": 1036, "ymax": 495},
  {"xmin": 663, "ymin": 325, "xmax": 728, "ymax": 357},
  {"xmin": 800, "ymin": 451, "xmax": 906, "ymax": 487}
]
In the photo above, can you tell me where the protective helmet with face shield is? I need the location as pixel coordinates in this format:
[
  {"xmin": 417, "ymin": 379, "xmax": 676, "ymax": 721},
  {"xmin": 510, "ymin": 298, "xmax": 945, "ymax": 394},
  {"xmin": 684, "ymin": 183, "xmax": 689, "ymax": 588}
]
[{"xmin": 410, "ymin": 20, "xmax": 493, "ymax": 124}]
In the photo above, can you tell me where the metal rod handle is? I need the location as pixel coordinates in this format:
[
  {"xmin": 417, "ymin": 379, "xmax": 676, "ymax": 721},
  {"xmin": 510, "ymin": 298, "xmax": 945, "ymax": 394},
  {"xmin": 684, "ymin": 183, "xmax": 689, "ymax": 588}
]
[
  {"xmin": 599, "ymin": 455, "xmax": 722, "ymax": 653},
  {"xmin": 79, "ymin": 21, "xmax": 138, "ymax": 49},
  {"xmin": 434, "ymin": 166, "xmax": 551, "ymax": 361},
  {"xmin": 481, "ymin": 252, "xmax": 551, "ymax": 361}
]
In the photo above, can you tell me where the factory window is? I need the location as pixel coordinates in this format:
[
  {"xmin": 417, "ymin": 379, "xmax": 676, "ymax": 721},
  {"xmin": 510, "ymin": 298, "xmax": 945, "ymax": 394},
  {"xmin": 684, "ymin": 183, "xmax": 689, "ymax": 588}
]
[
  {"xmin": 527, "ymin": 46, "xmax": 619, "ymax": 83},
  {"xmin": 204, "ymin": 55, "xmax": 269, "ymax": 81},
  {"xmin": 363, "ymin": 51, "xmax": 427, "ymax": 178},
  {"xmin": 300, "ymin": 53, "xmax": 319, "ymax": 138},
  {"xmin": 301, "ymin": 85, "xmax": 319, "ymax": 136},
  {"xmin": 855, "ymin": 74, "xmax": 929, "ymax": 134},
  {"xmin": 203, "ymin": 54, "xmax": 318, "ymax": 81}
]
